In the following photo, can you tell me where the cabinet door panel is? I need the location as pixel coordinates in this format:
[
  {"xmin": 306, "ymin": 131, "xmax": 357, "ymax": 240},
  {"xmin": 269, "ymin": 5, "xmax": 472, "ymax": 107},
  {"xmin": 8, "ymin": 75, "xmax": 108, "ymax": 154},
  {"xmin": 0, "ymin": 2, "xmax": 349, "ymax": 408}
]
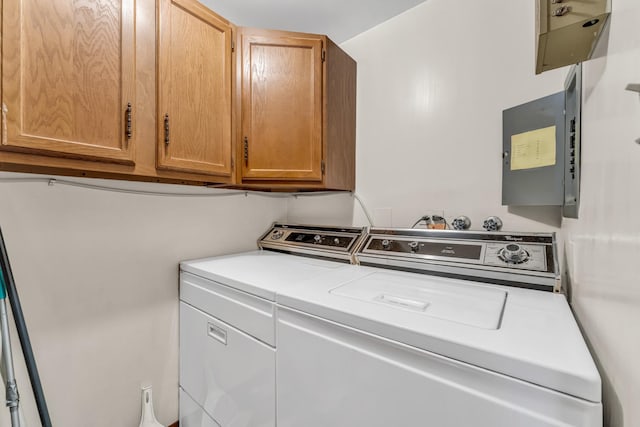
[
  {"xmin": 241, "ymin": 34, "xmax": 323, "ymax": 181},
  {"xmin": 1, "ymin": 0, "xmax": 136, "ymax": 164},
  {"xmin": 157, "ymin": 0, "xmax": 232, "ymax": 177}
]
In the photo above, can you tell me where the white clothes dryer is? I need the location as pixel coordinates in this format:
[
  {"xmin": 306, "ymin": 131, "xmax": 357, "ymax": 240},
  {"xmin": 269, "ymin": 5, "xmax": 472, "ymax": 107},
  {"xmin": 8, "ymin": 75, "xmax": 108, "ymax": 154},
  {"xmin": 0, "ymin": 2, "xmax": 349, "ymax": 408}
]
[{"xmin": 179, "ymin": 225, "xmax": 367, "ymax": 427}]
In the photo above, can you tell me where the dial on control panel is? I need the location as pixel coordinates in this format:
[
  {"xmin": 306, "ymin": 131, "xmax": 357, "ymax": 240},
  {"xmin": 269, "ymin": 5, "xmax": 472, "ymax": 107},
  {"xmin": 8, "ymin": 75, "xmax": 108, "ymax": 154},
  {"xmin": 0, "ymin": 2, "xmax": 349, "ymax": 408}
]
[
  {"xmin": 499, "ymin": 244, "xmax": 529, "ymax": 264},
  {"xmin": 271, "ymin": 230, "xmax": 284, "ymax": 240}
]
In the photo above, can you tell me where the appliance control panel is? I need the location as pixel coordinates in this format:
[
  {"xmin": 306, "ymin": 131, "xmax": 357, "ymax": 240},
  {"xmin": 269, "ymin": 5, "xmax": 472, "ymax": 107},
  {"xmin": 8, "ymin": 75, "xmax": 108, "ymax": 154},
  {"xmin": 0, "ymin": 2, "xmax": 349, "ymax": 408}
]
[
  {"xmin": 259, "ymin": 223, "xmax": 367, "ymax": 260},
  {"xmin": 360, "ymin": 229, "xmax": 556, "ymax": 275}
]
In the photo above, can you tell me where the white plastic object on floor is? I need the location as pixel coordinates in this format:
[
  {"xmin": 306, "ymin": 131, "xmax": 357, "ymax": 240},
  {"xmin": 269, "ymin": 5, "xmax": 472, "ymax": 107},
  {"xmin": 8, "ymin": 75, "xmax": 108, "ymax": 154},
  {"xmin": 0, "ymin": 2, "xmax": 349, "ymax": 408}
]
[{"xmin": 139, "ymin": 386, "xmax": 164, "ymax": 427}]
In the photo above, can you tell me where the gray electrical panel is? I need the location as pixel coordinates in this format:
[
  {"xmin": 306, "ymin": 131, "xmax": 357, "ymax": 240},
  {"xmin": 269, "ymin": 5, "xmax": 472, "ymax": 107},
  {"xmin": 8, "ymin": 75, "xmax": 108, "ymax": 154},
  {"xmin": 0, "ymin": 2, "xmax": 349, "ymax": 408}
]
[
  {"xmin": 502, "ymin": 92, "xmax": 565, "ymax": 206},
  {"xmin": 563, "ymin": 64, "xmax": 582, "ymax": 219},
  {"xmin": 502, "ymin": 64, "xmax": 582, "ymax": 217}
]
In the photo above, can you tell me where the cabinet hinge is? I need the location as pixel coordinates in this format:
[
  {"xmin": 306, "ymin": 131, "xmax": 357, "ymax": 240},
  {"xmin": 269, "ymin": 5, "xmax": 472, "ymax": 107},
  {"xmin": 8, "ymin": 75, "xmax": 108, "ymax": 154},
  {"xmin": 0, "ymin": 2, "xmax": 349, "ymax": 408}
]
[
  {"xmin": 321, "ymin": 160, "xmax": 326, "ymax": 175},
  {"xmin": 321, "ymin": 50, "xmax": 326, "ymax": 62},
  {"xmin": 1, "ymin": 102, "xmax": 8, "ymax": 145},
  {"xmin": 231, "ymin": 39, "xmax": 235, "ymax": 53},
  {"xmin": 231, "ymin": 157, "xmax": 235, "ymax": 169}
]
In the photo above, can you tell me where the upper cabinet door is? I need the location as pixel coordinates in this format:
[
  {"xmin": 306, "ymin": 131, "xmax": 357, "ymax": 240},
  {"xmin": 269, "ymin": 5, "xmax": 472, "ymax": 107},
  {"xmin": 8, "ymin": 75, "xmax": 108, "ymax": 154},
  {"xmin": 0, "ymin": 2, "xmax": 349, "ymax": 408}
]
[
  {"xmin": 241, "ymin": 32, "xmax": 323, "ymax": 181},
  {"xmin": 1, "ymin": 0, "xmax": 136, "ymax": 164},
  {"xmin": 157, "ymin": 0, "xmax": 233, "ymax": 177}
]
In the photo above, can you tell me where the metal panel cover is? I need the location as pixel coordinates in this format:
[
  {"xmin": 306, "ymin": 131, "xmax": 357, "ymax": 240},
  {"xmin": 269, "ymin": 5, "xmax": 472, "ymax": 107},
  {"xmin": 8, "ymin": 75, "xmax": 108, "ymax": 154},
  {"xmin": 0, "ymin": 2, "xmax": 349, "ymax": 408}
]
[{"xmin": 502, "ymin": 92, "xmax": 565, "ymax": 206}]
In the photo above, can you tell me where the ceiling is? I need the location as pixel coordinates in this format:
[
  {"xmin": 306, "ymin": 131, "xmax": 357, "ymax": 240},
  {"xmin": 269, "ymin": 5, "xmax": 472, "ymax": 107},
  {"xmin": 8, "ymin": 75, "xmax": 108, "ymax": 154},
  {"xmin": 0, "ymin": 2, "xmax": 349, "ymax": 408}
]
[{"xmin": 200, "ymin": 0, "xmax": 428, "ymax": 43}]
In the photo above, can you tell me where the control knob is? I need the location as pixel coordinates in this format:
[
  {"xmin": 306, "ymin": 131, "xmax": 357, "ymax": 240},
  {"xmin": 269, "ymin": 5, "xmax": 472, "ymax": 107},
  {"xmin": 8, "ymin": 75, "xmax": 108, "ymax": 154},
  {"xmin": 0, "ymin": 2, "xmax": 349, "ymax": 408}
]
[
  {"xmin": 482, "ymin": 216, "xmax": 503, "ymax": 232},
  {"xmin": 408, "ymin": 241, "xmax": 420, "ymax": 252},
  {"xmin": 499, "ymin": 244, "xmax": 529, "ymax": 264},
  {"xmin": 333, "ymin": 238, "xmax": 340, "ymax": 245},
  {"xmin": 381, "ymin": 239, "xmax": 391, "ymax": 250},
  {"xmin": 270, "ymin": 230, "xmax": 284, "ymax": 240},
  {"xmin": 313, "ymin": 234, "xmax": 322, "ymax": 244},
  {"xmin": 451, "ymin": 216, "xmax": 471, "ymax": 231}
]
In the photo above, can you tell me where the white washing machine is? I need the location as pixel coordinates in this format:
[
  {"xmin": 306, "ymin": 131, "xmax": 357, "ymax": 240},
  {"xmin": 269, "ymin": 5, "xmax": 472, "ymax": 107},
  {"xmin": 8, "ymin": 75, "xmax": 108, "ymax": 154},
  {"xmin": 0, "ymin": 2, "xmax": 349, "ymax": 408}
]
[{"xmin": 180, "ymin": 223, "xmax": 602, "ymax": 427}]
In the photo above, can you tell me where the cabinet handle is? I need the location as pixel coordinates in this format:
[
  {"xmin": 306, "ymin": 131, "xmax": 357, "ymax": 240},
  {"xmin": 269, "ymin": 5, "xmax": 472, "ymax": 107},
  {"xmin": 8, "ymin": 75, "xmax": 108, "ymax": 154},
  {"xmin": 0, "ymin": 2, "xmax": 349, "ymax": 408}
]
[
  {"xmin": 125, "ymin": 102, "xmax": 133, "ymax": 140},
  {"xmin": 207, "ymin": 322, "xmax": 227, "ymax": 345},
  {"xmin": 164, "ymin": 114, "xmax": 170, "ymax": 145},
  {"xmin": 243, "ymin": 136, "xmax": 248, "ymax": 166}
]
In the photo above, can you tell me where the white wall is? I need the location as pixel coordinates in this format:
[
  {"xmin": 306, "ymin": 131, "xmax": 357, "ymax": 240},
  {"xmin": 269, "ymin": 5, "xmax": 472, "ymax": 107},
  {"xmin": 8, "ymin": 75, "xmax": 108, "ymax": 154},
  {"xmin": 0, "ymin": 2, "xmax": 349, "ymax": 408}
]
[
  {"xmin": 0, "ymin": 175, "xmax": 287, "ymax": 426},
  {"xmin": 289, "ymin": 1, "xmax": 640, "ymax": 426},
  {"xmin": 562, "ymin": 1, "xmax": 640, "ymax": 425},
  {"xmin": 290, "ymin": 0, "xmax": 570, "ymax": 232}
]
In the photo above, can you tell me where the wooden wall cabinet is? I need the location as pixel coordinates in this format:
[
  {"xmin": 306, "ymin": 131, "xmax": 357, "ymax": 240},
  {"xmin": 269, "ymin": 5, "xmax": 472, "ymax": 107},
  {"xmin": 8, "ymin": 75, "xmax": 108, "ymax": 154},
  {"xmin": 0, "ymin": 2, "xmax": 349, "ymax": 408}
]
[
  {"xmin": 1, "ymin": 0, "xmax": 137, "ymax": 164},
  {"xmin": 157, "ymin": 0, "xmax": 234, "ymax": 178},
  {"xmin": 0, "ymin": 0, "xmax": 356, "ymax": 191},
  {"xmin": 237, "ymin": 28, "xmax": 356, "ymax": 191}
]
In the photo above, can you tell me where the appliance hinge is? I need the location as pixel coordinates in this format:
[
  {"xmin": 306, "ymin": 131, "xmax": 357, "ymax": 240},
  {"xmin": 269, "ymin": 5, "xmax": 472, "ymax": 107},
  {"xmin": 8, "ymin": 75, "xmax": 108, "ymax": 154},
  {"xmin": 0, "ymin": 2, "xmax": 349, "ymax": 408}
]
[
  {"xmin": 243, "ymin": 137, "xmax": 249, "ymax": 166},
  {"xmin": 321, "ymin": 160, "xmax": 325, "ymax": 174},
  {"xmin": 125, "ymin": 102, "xmax": 133, "ymax": 140},
  {"xmin": 1, "ymin": 102, "xmax": 8, "ymax": 145},
  {"xmin": 321, "ymin": 50, "xmax": 326, "ymax": 62},
  {"xmin": 164, "ymin": 114, "xmax": 170, "ymax": 145}
]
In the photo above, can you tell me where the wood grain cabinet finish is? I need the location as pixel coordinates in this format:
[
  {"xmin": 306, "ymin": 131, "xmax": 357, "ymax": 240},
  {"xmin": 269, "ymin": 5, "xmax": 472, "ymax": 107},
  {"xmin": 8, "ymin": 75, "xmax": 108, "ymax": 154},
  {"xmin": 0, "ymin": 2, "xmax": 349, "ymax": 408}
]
[
  {"xmin": 157, "ymin": 0, "xmax": 233, "ymax": 177},
  {"xmin": 238, "ymin": 28, "xmax": 356, "ymax": 190},
  {"xmin": 0, "ymin": 1, "xmax": 355, "ymax": 190},
  {"xmin": 1, "ymin": 0, "xmax": 137, "ymax": 164}
]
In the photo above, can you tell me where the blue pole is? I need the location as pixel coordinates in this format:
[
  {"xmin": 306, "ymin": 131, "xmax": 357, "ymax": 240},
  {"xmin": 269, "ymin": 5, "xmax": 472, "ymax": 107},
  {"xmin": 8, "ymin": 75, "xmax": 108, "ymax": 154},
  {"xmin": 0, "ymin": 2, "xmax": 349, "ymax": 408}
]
[{"xmin": 0, "ymin": 268, "xmax": 6, "ymax": 300}]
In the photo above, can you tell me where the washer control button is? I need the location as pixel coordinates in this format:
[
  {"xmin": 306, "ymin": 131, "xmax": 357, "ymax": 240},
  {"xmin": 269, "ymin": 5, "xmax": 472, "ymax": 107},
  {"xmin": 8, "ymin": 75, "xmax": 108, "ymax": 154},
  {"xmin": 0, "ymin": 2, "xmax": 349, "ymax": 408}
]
[
  {"xmin": 408, "ymin": 241, "xmax": 420, "ymax": 252},
  {"xmin": 314, "ymin": 234, "xmax": 322, "ymax": 244},
  {"xmin": 270, "ymin": 230, "xmax": 284, "ymax": 240},
  {"xmin": 381, "ymin": 239, "xmax": 391, "ymax": 249},
  {"xmin": 499, "ymin": 244, "xmax": 529, "ymax": 264}
]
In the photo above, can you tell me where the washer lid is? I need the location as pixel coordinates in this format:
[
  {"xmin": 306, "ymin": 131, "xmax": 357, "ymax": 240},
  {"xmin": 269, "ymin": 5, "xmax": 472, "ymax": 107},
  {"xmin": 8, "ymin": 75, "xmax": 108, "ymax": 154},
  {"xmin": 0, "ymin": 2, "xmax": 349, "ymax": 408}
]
[{"xmin": 330, "ymin": 272, "xmax": 507, "ymax": 329}]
